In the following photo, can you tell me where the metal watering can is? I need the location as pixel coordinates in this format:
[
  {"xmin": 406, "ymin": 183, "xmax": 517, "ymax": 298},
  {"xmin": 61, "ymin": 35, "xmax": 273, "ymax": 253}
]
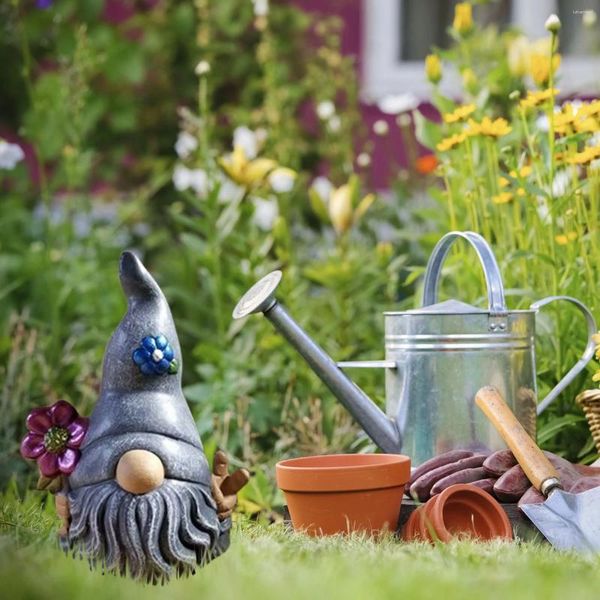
[{"xmin": 233, "ymin": 231, "xmax": 597, "ymax": 466}]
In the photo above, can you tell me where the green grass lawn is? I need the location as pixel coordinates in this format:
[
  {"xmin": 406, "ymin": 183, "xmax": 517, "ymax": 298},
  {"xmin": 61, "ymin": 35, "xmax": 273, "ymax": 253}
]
[{"xmin": 2, "ymin": 490, "xmax": 600, "ymax": 600}]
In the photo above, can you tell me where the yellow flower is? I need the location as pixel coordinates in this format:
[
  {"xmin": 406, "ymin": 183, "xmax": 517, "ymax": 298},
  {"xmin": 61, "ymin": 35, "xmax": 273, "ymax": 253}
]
[
  {"xmin": 425, "ymin": 54, "xmax": 442, "ymax": 84},
  {"xmin": 509, "ymin": 165, "xmax": 532, "ymax": 178},
  {"xmin": 593, "ymin": 371, "xmax": 600, "ymax": 383},
  {"xmin": 498, "ymin": 176, "xmax": 510, "ymax": 188},
  {"xmin": 218, "ymin": 145, "xmax": 277, "ymax": 188},
  {"xmin": 443, "ymin": 104, "xmax": 476, "ymax": 124},
  {"xmin": 517, "ymin": 188, "xmax": 526, "ymax": 197},
  {"xmin": 529, "ymin": 51, "xmax": 561, "ymax": 87},
  {"xmin": 467, "ymin": 117, "xmax": 512, "ymax": 137},
  {"xmin": 453, "ymin": 2, "xmax": 473, "ymax": 35},
  {"xmin": 329, "ymin": 184, "xmax": 354, "ymax": 234},
  {"xmin": 567, "ymin": 146, "xmax": 600, "ymax": 165},
  {"xmin": 436, "ymin": 132, "xmax": 466, "ymax": 152},
  {"xmin": 312, "ymin": 175, "xmax": 376, "ymax": 235},
  {"xmin": 574, "ymin": 117, "xmax": 599, "ymax": 134},
  {"xmin": 519, "ymin": 89, "xmax": 559, "ymax": 110},
  {"xmin": 555, "ymin": 232, "xmax": 578, "ymax": 245},
  {"xmin": 554, "ymin": 103, "xmax": 577, "ymax": 134},
  {"xmin": 492, "ymin": 192, "xmax": 513, "ymax": 205}
]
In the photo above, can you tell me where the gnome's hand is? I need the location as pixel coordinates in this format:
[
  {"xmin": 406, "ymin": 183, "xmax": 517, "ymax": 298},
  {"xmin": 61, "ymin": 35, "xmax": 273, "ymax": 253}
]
[
  {"xmin": 55, "ymin": 493, "xmax": 71, "ymax": 538},
  {"xmin": 210, "ymin": 450, "xmax": 250, "ymax": 520}
]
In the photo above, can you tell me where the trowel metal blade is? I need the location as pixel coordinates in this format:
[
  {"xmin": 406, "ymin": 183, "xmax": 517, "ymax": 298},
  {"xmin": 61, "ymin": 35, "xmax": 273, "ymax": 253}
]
[{"xmin": 521, "ymin": 487, "xmax": 600, "ymax": 552}]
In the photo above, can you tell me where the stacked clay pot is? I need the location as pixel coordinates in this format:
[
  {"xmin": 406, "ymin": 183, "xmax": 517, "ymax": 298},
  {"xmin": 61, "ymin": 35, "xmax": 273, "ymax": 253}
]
[{"xmin": 403, "ymin": 484, "xmax": 513, "ymax": 542}]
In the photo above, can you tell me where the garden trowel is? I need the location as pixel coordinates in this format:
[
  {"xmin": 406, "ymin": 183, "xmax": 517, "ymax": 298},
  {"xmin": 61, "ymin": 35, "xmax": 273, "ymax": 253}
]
[{"xmin": 475, "ymin": 386, "xmax": 600, "ymax": 552}]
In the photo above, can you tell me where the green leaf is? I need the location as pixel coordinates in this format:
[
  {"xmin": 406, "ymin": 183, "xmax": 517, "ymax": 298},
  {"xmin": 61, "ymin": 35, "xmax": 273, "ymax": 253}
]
[
  {"xmin": 537, "ymin": 414, "xmax": 585, "ymax": 445},
  {"xmin": 413, "ymin": 110, "xmax": 442, "ymax": 150}
]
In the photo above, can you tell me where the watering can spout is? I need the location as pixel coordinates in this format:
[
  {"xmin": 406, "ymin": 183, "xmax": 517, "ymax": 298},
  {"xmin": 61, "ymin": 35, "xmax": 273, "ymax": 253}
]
[{"xmin": 233, "ymin": 271, "xmax": 402, "ymax": 454}]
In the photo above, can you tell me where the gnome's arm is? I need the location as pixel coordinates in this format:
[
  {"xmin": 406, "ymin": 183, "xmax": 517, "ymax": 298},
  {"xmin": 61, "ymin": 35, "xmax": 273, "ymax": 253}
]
[
  {"xmin": 210, "ymin": 451, "xmax": 250, "ymax": 520},
  {"xmin": 37, "ymin": 475, "xmax": 71, "ymax": 537},
  {"xmin": 55, "ymin": 493, "xmax": 71, "ymax": 537}
]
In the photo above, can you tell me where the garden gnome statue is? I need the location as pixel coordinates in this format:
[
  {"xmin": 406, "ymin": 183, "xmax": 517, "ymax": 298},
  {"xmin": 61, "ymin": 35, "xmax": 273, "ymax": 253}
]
[{"xmin": 21, "ymin": 252, "xmax": 249, "ymax": 583}]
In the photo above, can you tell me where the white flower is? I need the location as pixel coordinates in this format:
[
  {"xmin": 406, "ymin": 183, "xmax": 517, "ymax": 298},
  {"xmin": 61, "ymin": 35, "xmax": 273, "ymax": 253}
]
[
  {"xmin": 587, "ymin": 132, "xmax": 600, "ymax": 147},
  {"xmin": 373, "ymin": 120, "xmax": 389, "ymax": 136},
  {"xmin": 545, "ymin": 14, "xmax": 561, "ymax": 33},
  {"xmin": 173, "ymin": 164, "xmax": 208, "ymax": 196},
  {"xmin": 377, "ymin": 93, "xmax": 419, "ymax": 115},
  {"xmin": 535, "ymin": 114, "xmax": 549, "ymax": 132},
  {"xmin": 536, "ymin": 197, "xmax": 550, "ymax": 223},
  {"xmin": 583, "ymin": 10, "xmax": 597, "ymax": 27},
  {"xmin": 0, "ymin": 140, "xmax": 25, "ymax": 170},
  {"xmin": 316, "ymin": 100, "xmax": 336, "ymax": 120},
  {"xmin": 268, "ymin": 167, "xmax": 296, "ymax": 193},
  {"xmin": 311, "ymin": 176, "xmax": 333, "ymax": 202},
  {"xmin": 195, "ymin": 60, "xmax": 211, "ymax": 76},
  {"xmin": 233, "ymin": 126, "xmax": 259, "ymax": 159},
  {"xmin": 252, "ymin": 0, "xmax": 269, "ymax": 17},
  {"xmin": 356, "ymin": 152, "xmax": 371, "ymax": 167},
  {"xmin": 565, "ymin": 99, "xmax": 584, "ymax": 116},
  {"xmin": 174, "ymin": 131, "xmax": 198, "ymax": 159},
  {"xmin": 327, "ymin": 115, "xmax": 341, "ymax": 132},
  {"xmin": 552, "ymin": 170, "xmax": 571, "ymax": 197},
  {"xmin": 252, "ymin": 196, "xmax": 279, "ymax": 230},
  {"xmin": 217, "ymin": 176, "xmax": 245, "ymax": 204}
]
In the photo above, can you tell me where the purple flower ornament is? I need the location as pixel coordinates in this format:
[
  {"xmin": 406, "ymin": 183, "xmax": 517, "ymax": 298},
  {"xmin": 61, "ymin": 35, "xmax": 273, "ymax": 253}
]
[{"xmin": 20, "ymin": 400, "xmax": 88, "ymax": 478}]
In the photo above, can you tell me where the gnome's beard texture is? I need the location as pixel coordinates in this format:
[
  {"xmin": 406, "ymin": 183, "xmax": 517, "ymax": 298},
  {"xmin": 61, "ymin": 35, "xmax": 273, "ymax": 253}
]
[{"xmin": 67, "ymin": 479, "xmax": 230, "ymax": 583}]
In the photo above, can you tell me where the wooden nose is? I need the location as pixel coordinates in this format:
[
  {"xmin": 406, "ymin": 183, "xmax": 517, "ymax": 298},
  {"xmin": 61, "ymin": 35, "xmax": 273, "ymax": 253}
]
[{"xmin": 115, "ymin": 449, "xmax": 165, "ymax": 494}]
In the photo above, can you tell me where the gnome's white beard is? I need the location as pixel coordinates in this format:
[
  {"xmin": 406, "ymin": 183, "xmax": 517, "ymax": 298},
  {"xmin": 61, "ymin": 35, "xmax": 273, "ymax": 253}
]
[{"xmin": 66, "ymin": 479, "xmax": 230, "ymax": 583}]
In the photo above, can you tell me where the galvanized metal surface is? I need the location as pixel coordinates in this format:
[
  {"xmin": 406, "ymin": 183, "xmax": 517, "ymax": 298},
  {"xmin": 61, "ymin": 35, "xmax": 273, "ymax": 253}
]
[
  {"xmin": 521, "ymin": 486, "xmax": 600, "ymax": 552},
  {"xmin": 234, "ymin": 231, "xmax": 597, "ymax": 466}
]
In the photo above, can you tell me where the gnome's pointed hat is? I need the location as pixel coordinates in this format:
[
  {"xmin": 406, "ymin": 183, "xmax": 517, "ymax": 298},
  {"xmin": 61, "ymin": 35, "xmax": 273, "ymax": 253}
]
[{"xmin": 69, "ymin": 252, "xmax": 210, "ymax": 489}]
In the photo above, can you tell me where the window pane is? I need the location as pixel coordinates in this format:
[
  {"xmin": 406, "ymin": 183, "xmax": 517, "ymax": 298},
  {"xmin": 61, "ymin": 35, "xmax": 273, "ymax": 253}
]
[
  {"xmin": 399, "ymin": 0, "xmax": 512, "ymax": 61},
  {"xmin": 557, "ymin": 1, "xmax": 600, "ymax": 56}
]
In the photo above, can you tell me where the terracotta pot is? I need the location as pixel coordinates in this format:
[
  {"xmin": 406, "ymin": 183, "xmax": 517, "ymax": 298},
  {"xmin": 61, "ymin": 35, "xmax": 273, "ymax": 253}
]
[
  {"xmin": 276, "ymin": 454, "xmax": 410, "ymax": 536},
  {"xmin": 402, "ymin": 484, "xmax": 513, "ymax": 542}
]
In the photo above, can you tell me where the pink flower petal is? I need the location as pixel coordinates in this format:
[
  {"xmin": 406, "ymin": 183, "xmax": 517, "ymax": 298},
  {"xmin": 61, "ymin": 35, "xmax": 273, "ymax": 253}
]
[
  {"xmin": 66, "ymin": 417, "xmax": 89, "ymax": 448},
  {"xmin": 49, "ymin": 401, "xmax": 77, "ymax": 427},
  {"xmin": 58, "ymin": 448, "xmax": 80, "ymax": 474},
  {"xmin": 38, "ymin": 452, "xmax": 59, "ymax": 478},
  {"xmin": 26, "ymin": 408, "xmax": 52, "ymax": 434},
  {"xmin": 20, "ymin": 433, "xmax": 45, "ymax": 459}
]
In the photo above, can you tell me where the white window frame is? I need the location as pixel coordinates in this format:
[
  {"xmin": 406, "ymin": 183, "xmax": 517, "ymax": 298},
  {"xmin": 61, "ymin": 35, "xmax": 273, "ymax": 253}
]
[{"xmin": 361, "ymin": 0, "xmax": 600, "ymax": 103}]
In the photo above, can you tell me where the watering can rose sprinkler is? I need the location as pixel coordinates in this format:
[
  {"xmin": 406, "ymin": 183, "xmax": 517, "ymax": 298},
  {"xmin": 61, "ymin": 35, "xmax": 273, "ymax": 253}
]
[{"xmin": 234, "ymin": 231, "xmax": 597, "ymax": 465}]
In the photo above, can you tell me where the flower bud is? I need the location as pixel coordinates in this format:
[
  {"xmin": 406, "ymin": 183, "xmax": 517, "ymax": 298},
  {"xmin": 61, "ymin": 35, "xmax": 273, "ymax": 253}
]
[
  {"xmin": 453, "ymin": 3, "xmax": 473, "ymax": 36},
  {"xmin": 425, "ymin": 54, "xmax": 442, "ymax": 84},
  {"xmin": 328, "ymin": 184, "xmax": 354, "ymax": 235},
  {"xmin": 195, "ymin": 60, "xmax": 211, "ymax": 76},
  {"xmin": 545, "ymin": 14, "xmax": 561, "ymax": 33}
]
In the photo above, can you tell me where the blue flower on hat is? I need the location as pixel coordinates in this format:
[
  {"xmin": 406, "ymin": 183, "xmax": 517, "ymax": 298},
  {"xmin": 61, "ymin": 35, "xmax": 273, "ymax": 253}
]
[{"xmin": 132, "ymin": 335, "xmax": 179, "ymax": 376}]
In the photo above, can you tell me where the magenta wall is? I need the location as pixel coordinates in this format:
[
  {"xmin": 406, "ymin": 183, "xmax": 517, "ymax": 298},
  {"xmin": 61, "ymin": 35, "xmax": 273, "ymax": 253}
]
[{"xmin": 295, "ymin": 0, "xmax": 435, "ymax": 189}]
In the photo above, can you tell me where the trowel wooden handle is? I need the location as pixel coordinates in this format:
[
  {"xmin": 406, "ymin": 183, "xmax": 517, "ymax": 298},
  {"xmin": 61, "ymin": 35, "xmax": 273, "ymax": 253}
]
[{"xmin": 475, "ymin": 386, "xmax": 560, "ymax": 495}]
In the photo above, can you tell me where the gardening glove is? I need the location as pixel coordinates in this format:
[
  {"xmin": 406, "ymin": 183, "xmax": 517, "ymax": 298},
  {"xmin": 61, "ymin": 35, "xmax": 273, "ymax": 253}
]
[
  {"xmin": 407, "ymin": 450, "xmax": 491, "ymax": 501},
  {"xmin": 484, "ymin": 449, "xmax": 600, "ymax": 504},
  {"xmin": 210, "ymin": 450, "xmax": 250, "ymax": 521}
]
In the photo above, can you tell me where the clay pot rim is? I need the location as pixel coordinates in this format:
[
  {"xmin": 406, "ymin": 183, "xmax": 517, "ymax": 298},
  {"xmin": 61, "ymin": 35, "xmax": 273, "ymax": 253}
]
[
  {"xmin": 276, "ymin": 453, "xmax": 411, "ymax": 493},
  {"xmin": 428, "ymin": 484, "xmax": 513, "ymax": 542}
]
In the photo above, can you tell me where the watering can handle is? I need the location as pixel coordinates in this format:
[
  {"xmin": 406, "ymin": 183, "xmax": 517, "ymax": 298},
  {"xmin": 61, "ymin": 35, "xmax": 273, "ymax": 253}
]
[
  {"xmin": 532, "ymin": 296, "xmax": 598, "ymax": 415},
  {"xmin": 422, "ymin": 231, "xmax": 508, "ymax": 316}
]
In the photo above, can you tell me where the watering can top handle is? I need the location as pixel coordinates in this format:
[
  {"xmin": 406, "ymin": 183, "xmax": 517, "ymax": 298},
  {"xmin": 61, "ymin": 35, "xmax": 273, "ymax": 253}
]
[
  {"xmin": 533, "ymin": 295, "xmax": 598, "ymax": 415},
  {"xmin": 422, "ymin": 231, "xmax": 508, "ymax": 315}
]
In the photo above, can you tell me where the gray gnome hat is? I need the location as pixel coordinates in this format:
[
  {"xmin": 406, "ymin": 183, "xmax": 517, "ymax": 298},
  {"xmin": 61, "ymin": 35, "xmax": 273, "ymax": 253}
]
[{"xmin": 69, "ymin": 251, "xmax": 211, "ymax": 489}]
